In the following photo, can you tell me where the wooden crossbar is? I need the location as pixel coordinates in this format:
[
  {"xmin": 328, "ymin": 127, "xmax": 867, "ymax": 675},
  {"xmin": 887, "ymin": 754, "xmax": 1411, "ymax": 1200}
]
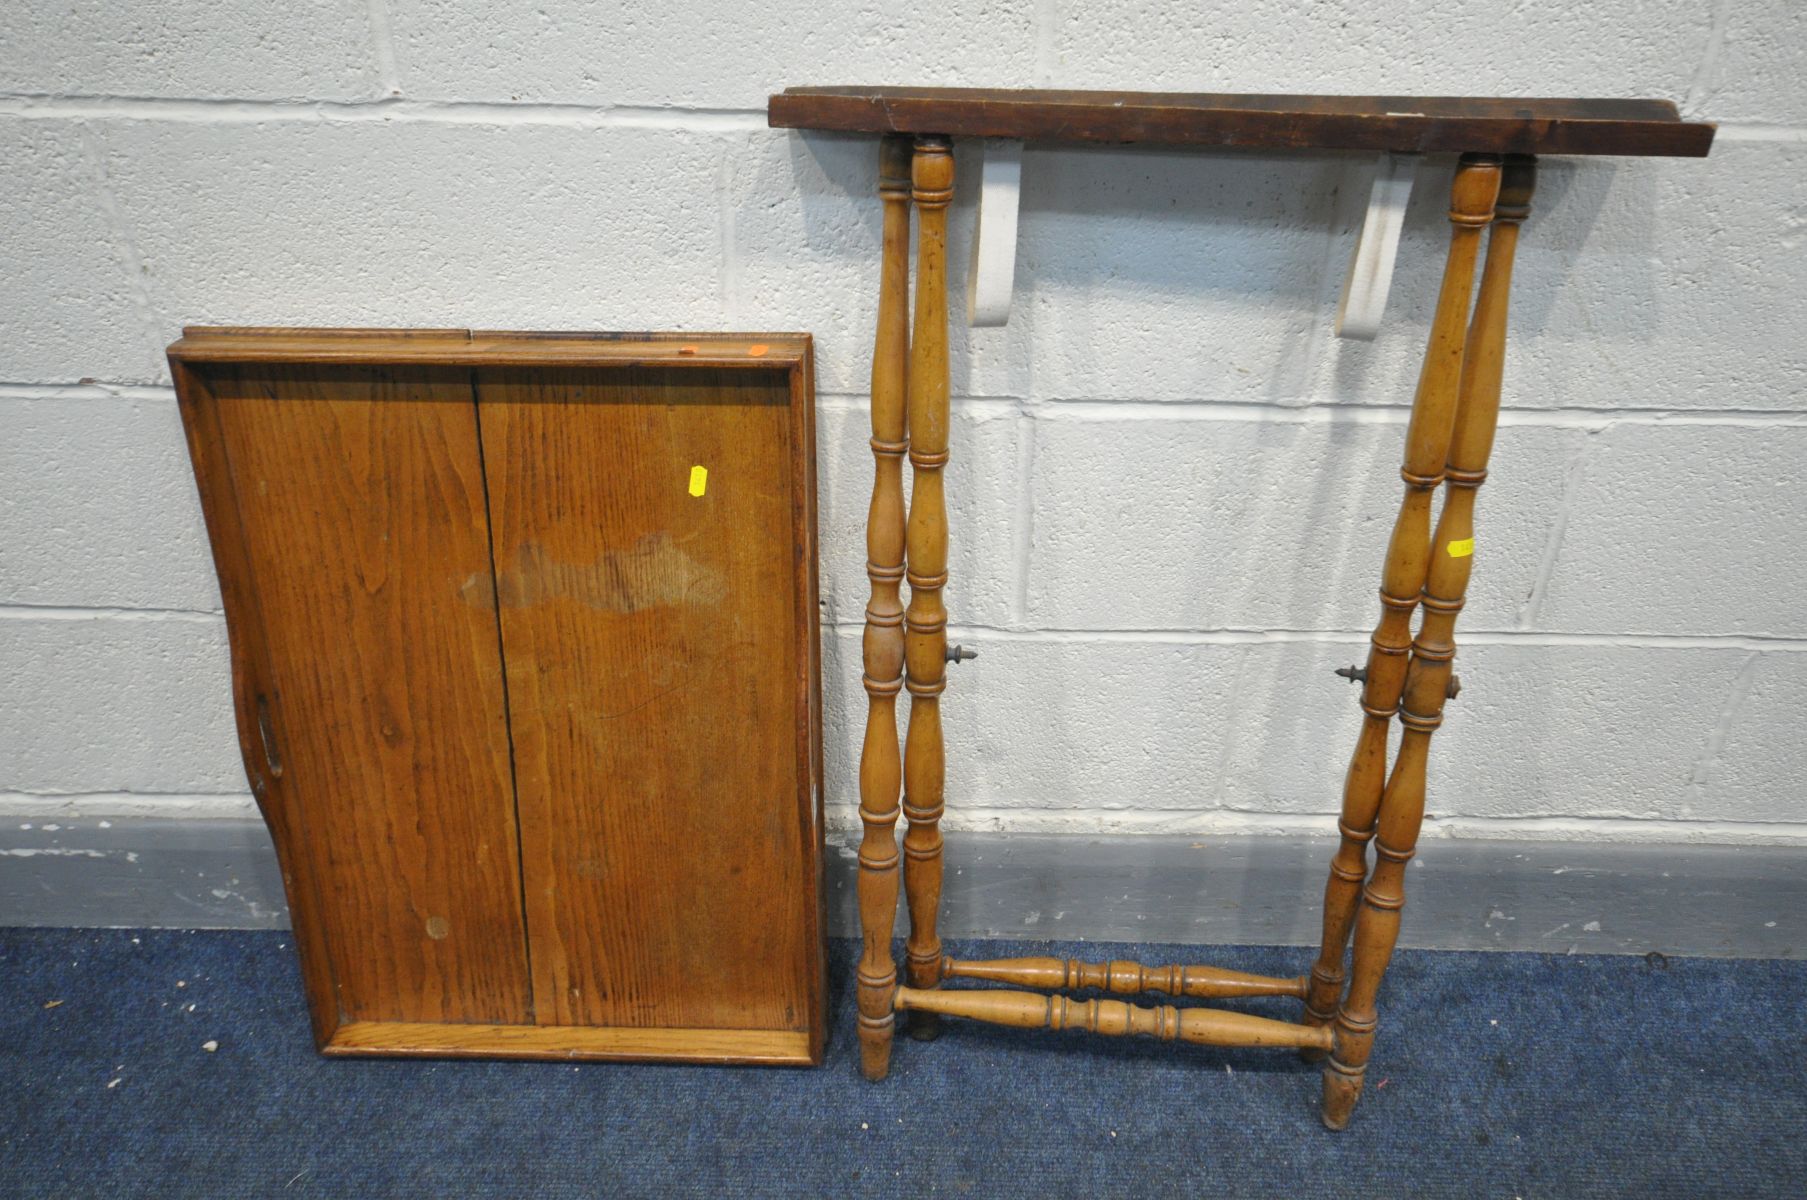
[
  {"xmin": 942, "ymin": 956, "xmax": 1307, "ymax": 1000},
  {"xmin": 894, "ymin": 987, "xmax": 1334, "ymax": 1052}
]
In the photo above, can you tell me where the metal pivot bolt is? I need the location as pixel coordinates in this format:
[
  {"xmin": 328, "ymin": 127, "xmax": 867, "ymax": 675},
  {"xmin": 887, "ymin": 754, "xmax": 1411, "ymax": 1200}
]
[
  {"xmin": 1334, "ymin": 664, "xmax": 1461, "ymax": 698},
  {"xmin": 945, "ymin": 644, "xmax": 978, "ymax": 664}
]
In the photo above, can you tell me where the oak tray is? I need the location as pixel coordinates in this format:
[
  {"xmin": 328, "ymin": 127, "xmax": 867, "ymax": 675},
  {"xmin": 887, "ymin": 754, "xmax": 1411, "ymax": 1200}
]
[{"xmin": 171, "ymin": 327, "xmax": 824, "ymax": 1065}]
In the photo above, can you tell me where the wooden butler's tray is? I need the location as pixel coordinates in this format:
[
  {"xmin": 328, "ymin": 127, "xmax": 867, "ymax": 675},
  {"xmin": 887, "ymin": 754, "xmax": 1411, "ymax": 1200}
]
[{"xmin": 171, "ymin": 327, "xmax": 825, "ymax": 1064}]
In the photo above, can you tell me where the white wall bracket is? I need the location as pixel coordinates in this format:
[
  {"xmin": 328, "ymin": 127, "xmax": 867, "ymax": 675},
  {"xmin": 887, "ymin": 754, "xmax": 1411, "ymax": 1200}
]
[
  {"xmin": 965, "ymin": 139, "xmax": 1024, "ymax": 328},
  {"xmin": 1334, "ymin": 151, "xmax": 1420, "ymax": 341}
]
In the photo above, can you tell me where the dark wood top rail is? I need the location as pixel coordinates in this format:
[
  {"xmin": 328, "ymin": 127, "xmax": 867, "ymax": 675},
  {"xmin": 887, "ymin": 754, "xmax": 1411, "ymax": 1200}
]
[{"xmin": 768, "ymin": 87, "xmax": 1714, "ymax": 157}]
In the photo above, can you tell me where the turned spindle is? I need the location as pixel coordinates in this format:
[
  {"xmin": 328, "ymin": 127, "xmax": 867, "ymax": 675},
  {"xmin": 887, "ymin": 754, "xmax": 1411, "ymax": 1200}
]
[
  {"xmin": 942, "ymin": 955, "xmax": 1308, "ymax": 1000},
  {"xmin": 1302, "ymin": 152, "xmax": 1504, "ymax": 1056},
  {"xmin": 894, "ymin": 987, "xmax": 1334, "ymax": 1052},
  {"xmin": 854, "ymin": 135, "xmax": 914, "ymax": 1082},
  {"xmin": 902, "ymin": 134, "xmax": 954, "ymax": 1042},
  {"xmin": 1322, "ymin": 154, "xmax": 1531, "ymax": 1132}
]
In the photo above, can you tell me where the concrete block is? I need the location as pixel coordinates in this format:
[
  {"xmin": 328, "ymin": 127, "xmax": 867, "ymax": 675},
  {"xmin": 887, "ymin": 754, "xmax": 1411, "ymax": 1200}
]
[
  {"xmin": 97, "ymin": 119, "xmax": 729, "ymax": 373},
  {"xmin": 1703, "ymin": 653, "xmax": 1807, "ymax": 823},
  {"xmin": 1027, "ymin": 415, "xmax": 1579, "ymax": 632},
  {"xmin": 0, "ymin": 1, "xmax": 384, "ymax": 101},
  {"xmin": 1312, "ymin": 141, "xmax": 1807, "ymax": 413},
  {"xmin": 1535, "ymin": 424, "xmax": 1807, "ymax": 637},
  {"xmin": 0, "ymin": 390, "xmax": 219, "ymax": 611},
  {"xmin": 0, "ymin": 616, "xmax": 243, "ymax": 794},
  {"xmin": 1018, "ymin": 146, "xmax": 1341, "ymax": 404},
  {"xmin": 1045, "ymin": 1, "xmax": 1711, "ymax": 99},
  {"xmin": 1692, "ymin": 1, "xmax": 1807, "ymax": 125},
  {"xmin": 1223, "ymin": 640, "xmax": 1752, "ymax": 822},
  {"xmin": 0, "ymin": 120, "xmax": 164, "ymax": 384},
  {"xmin": 815, "ymin": 402, "xmax": 1021, "ymax": 631},
  {"xmin": 386, "ymin": 1, "xmax": 1036, "ymax": 109}
]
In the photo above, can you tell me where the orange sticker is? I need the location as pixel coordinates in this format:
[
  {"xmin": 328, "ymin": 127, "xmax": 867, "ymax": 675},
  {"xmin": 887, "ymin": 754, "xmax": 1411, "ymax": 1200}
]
[
  {"xmin": 747, "ymin": 343, "xmax": 770, "ymax": 358},
  {"xmin": 677, "ymin": 344, "xmax": 699, "ymax": 356}
]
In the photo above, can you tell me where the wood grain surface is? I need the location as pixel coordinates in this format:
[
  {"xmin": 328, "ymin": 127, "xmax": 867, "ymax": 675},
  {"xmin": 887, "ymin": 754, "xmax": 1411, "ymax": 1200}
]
[
  {"xmin": 325, "ymin": 1020, "xmax": 813, "ymax": 1064},
  {"xmin": 197, "ymin": 363, "xmax": 532, "ymax": 1026},
  {"xmin": 479, "ymin": 365, "xmax": 817, "ymax": 1035},
  {"xmin": 768, "ymin": 87, "xmax": 1714, "ymax": 157},
  {"xmin": 171, "ymin": 331, "xmax": 822, "ymax": 1063}
]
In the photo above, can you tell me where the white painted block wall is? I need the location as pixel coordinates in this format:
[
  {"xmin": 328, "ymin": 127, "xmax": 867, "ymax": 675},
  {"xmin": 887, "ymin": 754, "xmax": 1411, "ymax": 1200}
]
[{"xmin": 2, "ymin": 2, "xmax": 1803, "ymax": 847}]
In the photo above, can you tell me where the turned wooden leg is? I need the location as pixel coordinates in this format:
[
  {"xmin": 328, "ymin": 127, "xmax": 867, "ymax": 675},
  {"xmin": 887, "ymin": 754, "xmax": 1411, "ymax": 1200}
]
[
  {"xmin": 1303, "ymin": 152, "xmax": 1507, "ymax": 1058},
  {"xmin": 902, "ymin": 134, "xmax": 954, "ymax": 1042},
  {"xmin": 855, "ymin": 135, "xmax": 914, "ymax": 1082},
  {"xmin": 1323, "ymin": 154, "xmax": 1531, "ymax": 1131}
]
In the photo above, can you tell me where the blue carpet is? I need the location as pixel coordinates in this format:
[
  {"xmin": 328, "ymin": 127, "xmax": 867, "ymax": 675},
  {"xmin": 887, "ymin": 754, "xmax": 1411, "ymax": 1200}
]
[{"xmin": 1, "ymin": 929, "xmax": 1802, "ymax": 1198}]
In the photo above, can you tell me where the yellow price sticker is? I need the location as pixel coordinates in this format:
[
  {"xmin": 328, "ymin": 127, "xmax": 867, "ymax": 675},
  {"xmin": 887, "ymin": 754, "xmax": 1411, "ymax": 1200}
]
[
  {"xmin": 1447, "ymin": 537, "xmax": 1475, "ymax": 558},
  {"xmin": 688, "ymin": 465, "xmax": 708, "ymax": 497}
]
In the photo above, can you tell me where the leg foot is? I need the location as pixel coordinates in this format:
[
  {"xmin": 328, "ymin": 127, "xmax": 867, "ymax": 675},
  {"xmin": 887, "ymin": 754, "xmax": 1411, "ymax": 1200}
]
[
  {"xmin": 1320, "ymin": 1058, "xmax": 1365, "ymax": 1130},
  {"xmin": 858, "ymin": 1013, "xmax": 894, "ymax": 1081}
]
